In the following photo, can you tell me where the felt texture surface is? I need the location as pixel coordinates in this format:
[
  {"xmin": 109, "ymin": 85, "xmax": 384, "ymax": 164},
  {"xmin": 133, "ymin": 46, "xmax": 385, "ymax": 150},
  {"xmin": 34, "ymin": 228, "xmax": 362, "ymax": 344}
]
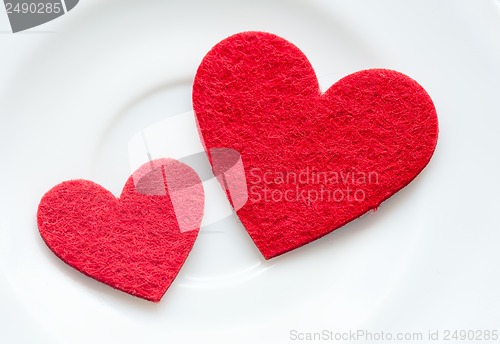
[
  {"xmin": 192, "ymin": 31, "xmax": 439, "ymax": 259},
  {"xmin": 37, "ymin": 159, "xmax": 204, "ymax": 302}
]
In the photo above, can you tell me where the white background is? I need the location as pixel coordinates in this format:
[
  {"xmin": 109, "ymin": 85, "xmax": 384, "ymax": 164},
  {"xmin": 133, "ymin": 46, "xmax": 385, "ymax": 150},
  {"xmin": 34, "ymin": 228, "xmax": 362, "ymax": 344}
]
[{"xmin": 0, "ymin": 1, "xmax": 499, "ymax": 343}]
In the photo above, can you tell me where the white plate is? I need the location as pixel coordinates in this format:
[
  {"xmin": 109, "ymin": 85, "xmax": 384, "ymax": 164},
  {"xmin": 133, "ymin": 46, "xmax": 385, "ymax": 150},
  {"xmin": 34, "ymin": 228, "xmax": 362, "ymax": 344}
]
[{"xmin": 1, "ymin": 1, "xmax": 500, "ymax": 343}]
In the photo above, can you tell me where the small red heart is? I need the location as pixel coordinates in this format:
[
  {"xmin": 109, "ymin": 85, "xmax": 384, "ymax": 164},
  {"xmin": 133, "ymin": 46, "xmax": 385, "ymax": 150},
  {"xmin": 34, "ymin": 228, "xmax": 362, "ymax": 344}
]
[
  {"xmin": 193, "ymin": 32, "xmax": 438, "ymax": 259},
  {"xmin": 37, "ymin": 159, "xmax": 204, "ymax": 302}
]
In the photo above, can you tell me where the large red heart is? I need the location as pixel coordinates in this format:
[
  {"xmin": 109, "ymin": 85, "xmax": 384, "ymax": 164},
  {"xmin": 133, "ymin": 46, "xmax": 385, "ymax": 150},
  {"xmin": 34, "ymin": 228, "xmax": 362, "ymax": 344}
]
[
  {"xmin": 37, "ymin": 159, "xmax": 204, "ymax": 302},
  {"xmin": 193, "ymin": 31, "xmax": 438, "ymax": 259}
]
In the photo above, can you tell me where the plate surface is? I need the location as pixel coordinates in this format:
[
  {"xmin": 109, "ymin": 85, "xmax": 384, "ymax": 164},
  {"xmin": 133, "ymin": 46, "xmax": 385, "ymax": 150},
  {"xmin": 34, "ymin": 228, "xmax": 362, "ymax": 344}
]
[{"xmin": 1, "ymin": 1, "xmax": 499, "ymax": 343}]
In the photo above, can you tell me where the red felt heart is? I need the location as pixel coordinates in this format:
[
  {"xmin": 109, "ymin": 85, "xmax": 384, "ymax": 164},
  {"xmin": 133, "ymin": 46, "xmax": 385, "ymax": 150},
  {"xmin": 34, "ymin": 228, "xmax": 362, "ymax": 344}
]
[
  {"xmin": 37, "ymin": 159, "xmax": 204, "ymax": 302},
  {"xmin": 193, "ymin": 31, "xmax": 438, "ymax": 259}
]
